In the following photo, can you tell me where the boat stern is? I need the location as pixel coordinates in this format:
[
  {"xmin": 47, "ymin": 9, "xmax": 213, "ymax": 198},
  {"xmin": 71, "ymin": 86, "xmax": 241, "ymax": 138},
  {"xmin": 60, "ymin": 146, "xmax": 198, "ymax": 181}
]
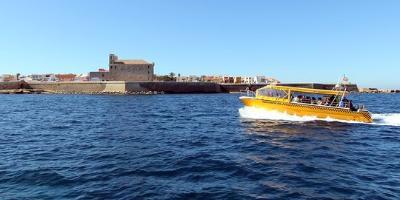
[{"xmin": 359, "ymin": 111, "xmax": 373, "ymax": 123}]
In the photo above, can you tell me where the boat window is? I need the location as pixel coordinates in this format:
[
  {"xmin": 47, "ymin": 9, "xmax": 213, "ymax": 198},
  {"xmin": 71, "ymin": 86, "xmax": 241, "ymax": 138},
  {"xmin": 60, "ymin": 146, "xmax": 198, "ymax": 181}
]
[{"xmin": 290, "ymin": 93, "xmax": 353, "ymax": 108}]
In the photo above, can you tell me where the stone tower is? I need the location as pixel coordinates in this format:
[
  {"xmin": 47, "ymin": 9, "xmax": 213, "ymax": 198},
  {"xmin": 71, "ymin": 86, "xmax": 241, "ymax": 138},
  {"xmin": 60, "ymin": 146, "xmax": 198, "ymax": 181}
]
[{"xmin": 109, "ymin": 54, "xmax": 118, "ymax": 65}]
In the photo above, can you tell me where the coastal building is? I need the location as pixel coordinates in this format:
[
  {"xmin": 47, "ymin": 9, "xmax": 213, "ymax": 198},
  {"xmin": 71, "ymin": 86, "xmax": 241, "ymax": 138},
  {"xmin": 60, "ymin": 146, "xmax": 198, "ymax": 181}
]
[
  {"xmin": 254, "ymin": 76, "xmax": 267, "ymax": 84},
  {"xmin": 19, "ymin": 75, "xmax": 33, "ymax": 82},
  {"xmin": 200, "ymin": 75, "xmax": 223, "ymax": 83},
  {"xmin": 177, "ymin": 75, "xmax": 201, "ymax": 82},
  {"xmin": 199, "ymin": 75, "xmax": 209, "ymax": 82},
  {"xmin": 234, "ymin": 77, "xmax": 241, "ymax": 84},
  {"xmin": 359, "ymin": 87, "xmax": 400, "ymax": 93},
  {"xmin": 242, "ymin": 77, "xmax": 254, "ymax": 84},
  {"xmin": 74, "ymin": 74, "xmax": 89, "ymax": 81},
  {"xmin": 190, "ymin": 75, "xmax": 201, "ymax": 82},
  {"xmin": 1, "ymin": 74, "xmax": 17, "ymax": 82},
  {"xmin": 222, "ymin": 76, "xmax": 234, "ymax": 83},
  {"xmin": 176, "ymin": 75, "xmax": 189, "ymax": 82},
  {"xmin": 252, "ymin": 76, "xmax": 280, "ymax": 84},
  {"xmin": 29, "ymin": 74, "xmax": 57, "ymax": 82},
  {"xmin": 89, "ymin": 54, "xmax": 155, "ymax": 82},
  {"xmin": 30, "ymin": 74, "xmax": 43, "ymax": 81},
  {"xmin": 56, "ymin": 74, "xmax": 76, "ymax": 82},
  {"xmin": 359, "ymin": 88, "xmax": 379, "ymax": 93},
  {"xmin": 89, "ymin": 69, "xmax": 109, "ymax": 81},
  {"xmin": 266, "ymin": 77, "xmax": 280, "ymax": 84}
]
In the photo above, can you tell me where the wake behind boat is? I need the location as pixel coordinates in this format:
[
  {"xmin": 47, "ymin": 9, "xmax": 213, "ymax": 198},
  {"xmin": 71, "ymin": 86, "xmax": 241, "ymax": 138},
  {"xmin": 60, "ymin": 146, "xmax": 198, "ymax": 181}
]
[{"xmin": 240, "ymin": 85, "xmax": 373, "ymax": 123}]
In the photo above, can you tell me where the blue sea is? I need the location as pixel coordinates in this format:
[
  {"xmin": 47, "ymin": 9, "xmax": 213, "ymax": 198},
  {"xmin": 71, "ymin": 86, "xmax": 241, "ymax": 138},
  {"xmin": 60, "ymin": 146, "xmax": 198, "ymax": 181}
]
[{"xmin": 0, "ymin": 93, "xmax": 399, "ymax": 199}]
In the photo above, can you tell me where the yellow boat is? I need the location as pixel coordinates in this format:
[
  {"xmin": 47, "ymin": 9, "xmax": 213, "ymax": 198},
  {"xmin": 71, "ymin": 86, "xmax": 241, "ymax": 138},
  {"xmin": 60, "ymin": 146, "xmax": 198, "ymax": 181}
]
[{"xmin": 240, "ymin": 85, "xmax": 372, "ymax": 123}]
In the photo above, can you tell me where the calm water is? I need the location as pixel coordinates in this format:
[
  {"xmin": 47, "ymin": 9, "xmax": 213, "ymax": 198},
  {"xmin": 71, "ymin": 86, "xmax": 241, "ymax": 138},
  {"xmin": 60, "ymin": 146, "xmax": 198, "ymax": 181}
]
[{"xmin": 0, "ymin": 93, "xmax": 399, "ymax": 199}]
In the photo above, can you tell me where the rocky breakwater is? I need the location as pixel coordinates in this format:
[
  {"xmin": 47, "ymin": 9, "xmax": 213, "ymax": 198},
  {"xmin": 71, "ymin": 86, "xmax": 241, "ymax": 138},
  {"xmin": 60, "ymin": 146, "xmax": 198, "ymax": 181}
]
[
  {"xmin": 0, "ymin": 89, "xmax": 45, "ymax": 94},
  {"xmin": 0, "ymin": 81, "xmax": 27, "ymax": 90},
  {"xmin": 0, "ymin": 81, "xmax": 44, "ymax": 94}
]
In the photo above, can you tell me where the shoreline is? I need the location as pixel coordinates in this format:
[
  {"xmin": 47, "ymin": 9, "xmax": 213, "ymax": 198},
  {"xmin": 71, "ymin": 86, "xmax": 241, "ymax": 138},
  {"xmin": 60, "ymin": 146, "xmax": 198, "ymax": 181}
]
[{"xmin": 0, "ymin": 81, "xmax": 361, "ymax": 95}]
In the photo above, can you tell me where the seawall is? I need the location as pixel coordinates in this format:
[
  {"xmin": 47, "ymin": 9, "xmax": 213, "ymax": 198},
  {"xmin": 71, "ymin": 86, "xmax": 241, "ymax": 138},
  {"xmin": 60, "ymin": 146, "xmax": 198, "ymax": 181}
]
[
  {"xmin": 27, "ymin": 81, "xmax": 126, "ymax": 94},
  {"xmin": 126, "ymin": 82, "xmax": 221, "ymax": 93},
  {"xmin": 0, "ymin": 81, "xmax": 359, "ymax": 94},
  {"xmin": 25, "ymin": 81, "xmax": 221, "ymax": 94}
]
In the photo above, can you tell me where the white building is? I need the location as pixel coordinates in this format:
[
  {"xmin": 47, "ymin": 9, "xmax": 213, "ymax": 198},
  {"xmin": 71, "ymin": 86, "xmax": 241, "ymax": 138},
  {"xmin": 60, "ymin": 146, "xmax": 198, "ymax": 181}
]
[
  {"xmin": 176, "ymin": 75, "xmax": 188, "ymax": 82},
  {"xmin": 176, "ymin": 75, "xmax": 200, "ymax": 82},
  {"xmin": 74, "ymin": 74, "xmax": 89, "ymax": 81},
  {"xmin": 29, "ymin": 74, "xmax": 57, "ymax": 82},
  {"xmin": 19, "ymin": 75, "xmax": 33, "ymax": 82},
  {"xmin": 265, "ymin": 77, "xmax": 280, "ymax": 84},
  {"xmin": 254, "ymin": 76, "xmax": 267, "ymax": 84},
  {"xmin": 241, "ymin": 77, "xmax": 254, "ymax": 84}
]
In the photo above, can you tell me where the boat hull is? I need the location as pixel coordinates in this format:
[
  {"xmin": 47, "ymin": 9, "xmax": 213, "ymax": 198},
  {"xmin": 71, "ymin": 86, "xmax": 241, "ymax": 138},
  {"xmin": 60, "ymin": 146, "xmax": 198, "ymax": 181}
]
[{"xmin": 240, "ymin": 97, "xmax": 373, "ymax": 123}]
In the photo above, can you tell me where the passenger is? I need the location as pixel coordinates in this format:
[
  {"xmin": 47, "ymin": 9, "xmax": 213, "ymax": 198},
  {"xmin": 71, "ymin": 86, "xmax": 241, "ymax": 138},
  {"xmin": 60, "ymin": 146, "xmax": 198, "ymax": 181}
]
[
  {"xmin": 302, "ymin": 96, "xmax": 306, "ymax": 103},
  {"xmin": 292, "ymin": 96, "xmax": 299, "ymax": 103},
  {"xmin": 305, "ymin": 96, "xmax": 311, "ymax": 104},
  {"xmin": 317, "ymin": 98, "xmax": 323, "ymax": 105},
  {"xmin": 322, "ymin": 97, "xmax": 329, "ymax": 105},
  {"xmin": 349, "ymin": 100, "xmax": 357, "ymax": 111},
  {"xmin": 343, "ymin": 98, "xmax": 350, "ymax": 108},
  {"xmin": 298, "ymin": 95, "xmax": 303, "ymax": 103},
  {"xmin": 311, "ymin": 97, "xmax": 317, "ymax": 104},
  {"xmin": 339, "ymin": 100, "xmax": 345, "ymax": 107},
  {"xmin": 328, "ymin": 95, "xmax": 335, "ymax": 105}
]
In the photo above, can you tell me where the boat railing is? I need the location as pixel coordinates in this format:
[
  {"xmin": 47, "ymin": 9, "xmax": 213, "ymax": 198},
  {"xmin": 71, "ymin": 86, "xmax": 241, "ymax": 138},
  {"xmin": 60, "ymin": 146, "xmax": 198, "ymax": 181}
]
[
  {"xmin": 240, "ymin": 90, "xmax": 256, "ymax": 97},
  {"xmin": 357, "ymin": 104, "xmax": 367, "ymax": 111}
]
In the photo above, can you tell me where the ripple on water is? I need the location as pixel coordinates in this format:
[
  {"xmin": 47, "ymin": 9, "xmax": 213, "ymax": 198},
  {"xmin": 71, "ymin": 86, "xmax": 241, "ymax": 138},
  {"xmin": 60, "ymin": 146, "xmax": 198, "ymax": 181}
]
[
  {"xmin": 2, "ymin": 169, "xmax": 74, "ymax": 187},
  {"xmin": 0, "ymin": 94, "xmax": 399, "ymax": 199}
]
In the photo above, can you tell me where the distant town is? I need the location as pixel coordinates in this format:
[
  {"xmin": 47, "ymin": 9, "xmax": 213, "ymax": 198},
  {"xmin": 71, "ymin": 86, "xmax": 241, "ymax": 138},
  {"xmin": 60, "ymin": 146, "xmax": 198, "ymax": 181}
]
[
  {"xmin": 0, "ymin": 54, "xmax": 398, "ymax": 94},
  {"xmin": 0, "ymin": 54, "xmax": 280, "ymax": 85}
]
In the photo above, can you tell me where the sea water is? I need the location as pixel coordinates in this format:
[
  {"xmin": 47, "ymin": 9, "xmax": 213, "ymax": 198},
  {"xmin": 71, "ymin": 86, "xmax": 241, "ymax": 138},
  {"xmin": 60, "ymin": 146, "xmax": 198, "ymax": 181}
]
[{"xmin": 0, "ymin": 93, "xmax": 399, "ymax": 199}]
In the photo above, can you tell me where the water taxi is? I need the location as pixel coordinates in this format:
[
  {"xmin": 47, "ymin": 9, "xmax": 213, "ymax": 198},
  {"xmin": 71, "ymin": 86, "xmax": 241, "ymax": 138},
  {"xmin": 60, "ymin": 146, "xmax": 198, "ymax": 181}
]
[{"xmin": 240, "ymin": 85, "xmax": 372, "ymax": 123}]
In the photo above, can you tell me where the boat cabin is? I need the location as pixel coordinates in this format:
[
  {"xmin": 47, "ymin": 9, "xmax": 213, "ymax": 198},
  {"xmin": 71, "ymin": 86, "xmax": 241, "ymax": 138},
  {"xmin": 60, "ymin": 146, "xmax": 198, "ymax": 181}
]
[{"xmin": 255, "ymin": 85, "xmax": 360, "ymax": 111}]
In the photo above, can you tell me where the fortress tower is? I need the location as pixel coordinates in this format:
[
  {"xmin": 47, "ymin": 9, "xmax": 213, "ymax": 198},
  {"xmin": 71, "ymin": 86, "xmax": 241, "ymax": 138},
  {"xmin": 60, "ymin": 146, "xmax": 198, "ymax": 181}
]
[{"xmin": 109, "ymin": 54, "xmax": 118, "ymax": 65}]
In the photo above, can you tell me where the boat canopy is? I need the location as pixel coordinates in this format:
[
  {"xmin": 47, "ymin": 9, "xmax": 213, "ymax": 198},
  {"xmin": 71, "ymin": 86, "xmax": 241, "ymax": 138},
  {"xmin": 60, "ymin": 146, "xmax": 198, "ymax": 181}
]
[{"xmin": 259, "ymin": 85, "xmax": 348, "ymax": 96}]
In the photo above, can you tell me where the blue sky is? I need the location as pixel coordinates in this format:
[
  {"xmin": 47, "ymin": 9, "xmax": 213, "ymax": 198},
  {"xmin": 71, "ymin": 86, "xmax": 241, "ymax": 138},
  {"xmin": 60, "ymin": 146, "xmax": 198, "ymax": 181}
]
[{"xmin": 0, "ymin": 0, "xmax": 399, "ymax": 88}]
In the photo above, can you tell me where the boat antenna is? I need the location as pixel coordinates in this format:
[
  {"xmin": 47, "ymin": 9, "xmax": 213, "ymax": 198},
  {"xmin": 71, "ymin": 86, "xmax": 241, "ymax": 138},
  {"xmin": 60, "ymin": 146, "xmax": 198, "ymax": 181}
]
[{"xmin": 330, "ymin": 75, "xmax": 346, "ymax": 107}]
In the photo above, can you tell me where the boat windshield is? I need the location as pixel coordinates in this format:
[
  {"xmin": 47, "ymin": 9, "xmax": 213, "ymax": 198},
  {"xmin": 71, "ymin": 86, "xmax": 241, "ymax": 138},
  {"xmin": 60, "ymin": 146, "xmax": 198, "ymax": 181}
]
[{"xmin": 257, "ymin": 88, "xmax": 287, "ymax": 98}]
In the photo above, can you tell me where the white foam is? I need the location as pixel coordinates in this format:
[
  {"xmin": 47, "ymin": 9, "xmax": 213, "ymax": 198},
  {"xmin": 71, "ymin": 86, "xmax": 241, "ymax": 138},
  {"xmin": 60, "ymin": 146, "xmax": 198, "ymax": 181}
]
[
  {"xmin": 238, "ymin": 106, "xmax": 317, "ymax": 122},
  {"xmin": 372, "ymin": 113, "xmax": 400, "ymax": 126},
  {"xmin": 238, "ymin": 106, "xmax": 400, "ymax": 126}
]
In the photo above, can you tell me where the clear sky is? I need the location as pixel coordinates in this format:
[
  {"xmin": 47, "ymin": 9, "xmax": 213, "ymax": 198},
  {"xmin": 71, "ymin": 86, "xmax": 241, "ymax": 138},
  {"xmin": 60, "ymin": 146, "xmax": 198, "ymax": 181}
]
[{"xmin": 0, "ymin": 0, "xmax": 399, "ymax": 88}]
